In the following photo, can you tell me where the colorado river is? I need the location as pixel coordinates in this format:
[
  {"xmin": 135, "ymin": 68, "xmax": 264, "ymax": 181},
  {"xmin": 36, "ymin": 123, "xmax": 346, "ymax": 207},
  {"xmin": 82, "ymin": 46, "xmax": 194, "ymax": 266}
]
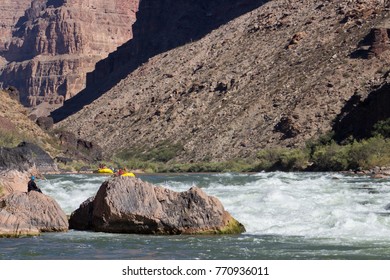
[{"xmin": 2, "ymin": 172, "xmax": 390, "ymax": 260}]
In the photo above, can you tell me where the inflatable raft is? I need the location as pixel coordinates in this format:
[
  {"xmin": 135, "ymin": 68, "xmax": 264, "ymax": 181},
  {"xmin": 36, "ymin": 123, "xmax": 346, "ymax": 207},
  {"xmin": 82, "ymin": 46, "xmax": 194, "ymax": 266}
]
[
  {"xmin": 97, "ymin": 168, "xmax": 114, "ymax": 174},
  {"xmin": 121, "ymin": 172, "xmax": 135, "ymax": 177}
]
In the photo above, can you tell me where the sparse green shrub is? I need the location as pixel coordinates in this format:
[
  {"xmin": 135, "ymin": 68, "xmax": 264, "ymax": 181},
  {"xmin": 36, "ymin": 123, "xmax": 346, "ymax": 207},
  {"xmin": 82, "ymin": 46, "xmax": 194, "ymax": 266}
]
[
  {"xmin": 154, "ymin": 159, "xmax": 257, "ymax": 173},
  {"xmin": 112, "ymin": 157, "xmax": 161, "ymax": 173},
  {"xmin": 0, "ymin": 129, "xmax": 23, "ymax": 148},
  {"xmin": 117, "ymin": 141, "xmax": 183, "ymax": 163},
  {"xmin": 306, "ymin": 131, "xmax": 335, "ymax": 153},
  {"xmin": 57, "ymin": 162, "xmax": 75, "ymax": 172},
  {"xmin": 372, "ymin": 118, "xmax": 390, "ymax": 138},
  {"xmin": 311, "ymin": 141, "xmax": 349, "ymax": 171},
  {"xmin": 256, "ymin": 148, "xmax": 284, "ymax": 171},
  {"xmin": 256, "ymin": 148, "xmax": 309, "ymax": 171},
  {"xmin": 107, "ymin": 129, "xmax": 390, "ymax": 173},
  {"xmin": 278, "ymin": 149, "xmax": 309, "ymax": 170},
  {"xmin": 347, "ymin": 137, "xmax": 390, "ymax": 169},
  {"xmin": 308, "ymin": 135, "xmax": 390, "ymax": 171}
]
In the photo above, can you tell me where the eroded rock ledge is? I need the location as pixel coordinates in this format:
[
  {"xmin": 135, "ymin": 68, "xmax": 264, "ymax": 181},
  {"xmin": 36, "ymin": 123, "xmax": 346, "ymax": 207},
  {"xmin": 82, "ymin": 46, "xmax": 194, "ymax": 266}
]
[{"xmin": 70, "ymin": 177, "xmax": 245, "ymax": 235}]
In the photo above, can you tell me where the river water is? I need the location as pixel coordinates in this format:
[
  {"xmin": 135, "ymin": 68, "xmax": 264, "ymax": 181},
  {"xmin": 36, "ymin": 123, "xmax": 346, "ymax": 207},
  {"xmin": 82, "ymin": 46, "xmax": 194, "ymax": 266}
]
[{"xmin": 2, "ymin": 172, "xmax": 390, "ymax": 260}]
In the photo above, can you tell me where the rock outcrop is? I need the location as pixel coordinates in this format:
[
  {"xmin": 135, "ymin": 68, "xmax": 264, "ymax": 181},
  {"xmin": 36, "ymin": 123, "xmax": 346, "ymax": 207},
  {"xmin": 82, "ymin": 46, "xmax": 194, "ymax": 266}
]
[
  {"xmin": 36, "ymin": 116, "xmax": 54, "ymax": 131},
  {"xmin": 55, "ymin": 131, "xmax": 103, "ymax": 162},
  {"xmin": 0, "ymin": 0, "xmax": 139, "ymax": 117},
  {"xmin": 0, "ymin": 142, "xmax": 58, "ymax": 196},
  {"xmin": 352, "ymin": 27, "xmax": 390, "ymax": 59},
  {"xmin": 0, "ymin": 191, "xmax": 68, "ymax": 237},
  {"xmin": 69, "ymin": 177, "xmax": 245, "ymax": 234},
  {"xmin": 368, "ymin": 28, "xmax": 390, "ymax": 58},
  {"xmin": 0, "ymin": 142, "xmax": 58, "ymax": 174}
]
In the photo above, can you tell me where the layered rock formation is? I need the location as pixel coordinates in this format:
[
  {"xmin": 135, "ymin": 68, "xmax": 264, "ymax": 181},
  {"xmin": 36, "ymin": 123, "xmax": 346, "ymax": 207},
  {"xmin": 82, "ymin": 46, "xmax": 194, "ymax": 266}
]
[
  {"xmin": 70, "ymin": 177, "xmax": 245, "ymax": 234},
  {"xmin": 53, "ymin": 0, "xmax": 390, "ymax": 162},
  {"xmin": 0, "ymin": 191, "xmax": 68, "ymax": 237},
  {"xmin": 0, "ymin": 0, "xmax": 31, "ymax": 52},
  {"xmin": 0, "ymin": 0, "xmax": 139, "ymax": 117}
]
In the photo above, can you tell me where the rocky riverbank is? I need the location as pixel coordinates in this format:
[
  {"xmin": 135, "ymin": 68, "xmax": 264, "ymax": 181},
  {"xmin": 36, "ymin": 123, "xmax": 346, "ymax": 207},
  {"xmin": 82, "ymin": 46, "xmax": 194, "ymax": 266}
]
[
  {"xmin": 343, "ymin": 166, "xmax": 390, "ymax": 179},
  {"xmin": 0, "ymin": 143, "xmax": 245, "ymax": 237}
]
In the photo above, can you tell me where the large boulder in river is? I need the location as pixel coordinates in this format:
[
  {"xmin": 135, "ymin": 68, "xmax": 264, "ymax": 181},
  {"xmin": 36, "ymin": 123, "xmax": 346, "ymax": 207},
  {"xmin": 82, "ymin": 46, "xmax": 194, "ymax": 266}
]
[
  {"xmin": 0, "ymin": 191, "xmax": 68, "ymax": 237},
  {"xmin": 69, "ymin": 177, "xmax": 245, "ymax": 235}
]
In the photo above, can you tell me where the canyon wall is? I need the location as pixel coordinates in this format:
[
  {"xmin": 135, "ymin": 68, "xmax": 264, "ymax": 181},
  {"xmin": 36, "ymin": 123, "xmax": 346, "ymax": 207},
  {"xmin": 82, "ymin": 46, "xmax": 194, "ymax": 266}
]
[
  {"xmin": 51, "ymin": 0, "xmax": 268, "ymax": 121},
  {"xmin": 0, "ymin": 0, "xmax": 139, "ymax": 117},
  {"xmin": 0, "ymin": 0, "xmax": 32, "ymax": 53}
]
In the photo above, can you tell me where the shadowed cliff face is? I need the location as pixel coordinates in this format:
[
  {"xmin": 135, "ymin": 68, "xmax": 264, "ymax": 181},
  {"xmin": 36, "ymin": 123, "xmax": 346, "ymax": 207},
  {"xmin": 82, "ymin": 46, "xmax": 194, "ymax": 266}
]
[
  {"xmin": 333, "ymin": 25, "xmax": 390, "ymax": 141},
  {"xmin": 51, "ymin": 0, "xmax": 269, "ymax": 122},
  {"xmin": 333, "ymin": 82, "xmax": 390, "ymax": 141}
]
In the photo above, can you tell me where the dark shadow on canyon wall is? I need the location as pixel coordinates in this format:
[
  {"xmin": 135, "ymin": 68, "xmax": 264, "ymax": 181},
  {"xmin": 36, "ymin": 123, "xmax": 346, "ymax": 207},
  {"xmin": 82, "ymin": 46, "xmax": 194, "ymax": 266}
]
[
  {"xmin": 51, "ymin": 0, "xmax": 270, "ymax": 123},
  {"xmin": 333, "ymin": 81, "xmax": 390, "ymax": 142}
]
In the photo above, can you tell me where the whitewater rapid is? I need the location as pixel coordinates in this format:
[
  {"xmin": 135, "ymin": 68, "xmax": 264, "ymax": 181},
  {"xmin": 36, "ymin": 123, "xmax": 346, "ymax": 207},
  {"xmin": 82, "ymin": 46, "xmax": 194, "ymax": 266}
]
[{"xmin": 40, "ymin": 172, "xmax": 390, "ymax": 241}]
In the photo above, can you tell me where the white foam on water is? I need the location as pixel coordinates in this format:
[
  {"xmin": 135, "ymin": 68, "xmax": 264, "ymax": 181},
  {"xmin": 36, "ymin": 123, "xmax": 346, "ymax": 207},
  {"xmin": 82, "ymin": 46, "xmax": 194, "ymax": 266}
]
[
  {"xmin": 40, "ymin": 172, "xmax": 390, "ymax": 241},
  {"xmin": 205, "ymin": 172, "xmax": 390, "ymax": 240},
  {"xmin": 39, "ymin": 174, "xmax": 107, "ymax": 214}
]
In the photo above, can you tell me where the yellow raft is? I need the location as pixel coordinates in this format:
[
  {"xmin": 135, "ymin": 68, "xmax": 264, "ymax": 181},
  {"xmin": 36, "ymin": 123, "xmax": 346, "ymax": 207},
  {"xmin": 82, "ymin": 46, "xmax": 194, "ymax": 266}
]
[
  {"xmin": 97, "ymin": 168, "xmax": 114, "ymax": 174},
  {"xmin": 121, "ymin": 172, "xmax": 135, "ymax": 177}
]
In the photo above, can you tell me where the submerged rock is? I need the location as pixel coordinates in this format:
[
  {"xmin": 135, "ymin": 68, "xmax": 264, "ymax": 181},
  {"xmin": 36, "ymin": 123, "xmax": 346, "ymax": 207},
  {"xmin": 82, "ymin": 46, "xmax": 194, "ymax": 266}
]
[
  {"xmin": 70, "ymin": 177, "xmax": 245, "ymax": 235},
  {"xmin": 0, "ymin": 191, "xmax": 68, "ymax": 237}
]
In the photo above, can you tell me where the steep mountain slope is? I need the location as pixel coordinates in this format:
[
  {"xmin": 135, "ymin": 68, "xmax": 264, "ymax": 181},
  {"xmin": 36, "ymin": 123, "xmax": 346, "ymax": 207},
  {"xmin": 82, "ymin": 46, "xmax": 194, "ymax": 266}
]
[
  {"xmin": 56, "ymin": 0, "xmax": 390, "ymax": 162},
  {"xmin": 51, "ymin": 0, "xmax": 269, "ymax": 121},
  {"xmin": 0, "ymin": 89, "xmax": 58, "ymax": 155},
  {"xmin": 0, "ymin": 0, "xmax": 139, "ymax": 117}
]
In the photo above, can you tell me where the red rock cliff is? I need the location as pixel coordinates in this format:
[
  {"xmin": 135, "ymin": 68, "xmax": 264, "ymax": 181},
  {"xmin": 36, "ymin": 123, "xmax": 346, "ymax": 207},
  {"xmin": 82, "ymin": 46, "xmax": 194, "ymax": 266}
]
[
  {"xmin": 0, "ymin": 0, "xmax": 32, "ymax": 53},
  {"xmin": 0, "ymin": 0, "xmax": 139, "ymax": 117}
]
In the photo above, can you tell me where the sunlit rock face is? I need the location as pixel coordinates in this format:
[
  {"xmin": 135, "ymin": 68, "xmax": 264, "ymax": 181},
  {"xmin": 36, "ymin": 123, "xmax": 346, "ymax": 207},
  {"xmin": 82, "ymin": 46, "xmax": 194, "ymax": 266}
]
[{"xmin": 0, "ymin": 0, "xmax": 139, "ymax": 116}]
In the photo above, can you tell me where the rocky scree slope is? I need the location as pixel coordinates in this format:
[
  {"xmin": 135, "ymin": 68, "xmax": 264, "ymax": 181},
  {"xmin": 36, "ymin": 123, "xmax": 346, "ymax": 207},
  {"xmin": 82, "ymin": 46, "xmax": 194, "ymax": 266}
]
[
  {"xmin": 57, "ymin": 0, "xmax": 390, "ymax": 162},
  {"xmin": 51, "ymin": 0, "xmax": 268, "ymax": 121}
]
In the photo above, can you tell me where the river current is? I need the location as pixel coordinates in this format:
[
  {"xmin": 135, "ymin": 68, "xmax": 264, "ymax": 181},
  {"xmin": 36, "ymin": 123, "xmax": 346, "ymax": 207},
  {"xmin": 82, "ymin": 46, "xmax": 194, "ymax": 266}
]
[{"xmin": 2, "ymin": 172, "xmax": 390, "ymax": 260}]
